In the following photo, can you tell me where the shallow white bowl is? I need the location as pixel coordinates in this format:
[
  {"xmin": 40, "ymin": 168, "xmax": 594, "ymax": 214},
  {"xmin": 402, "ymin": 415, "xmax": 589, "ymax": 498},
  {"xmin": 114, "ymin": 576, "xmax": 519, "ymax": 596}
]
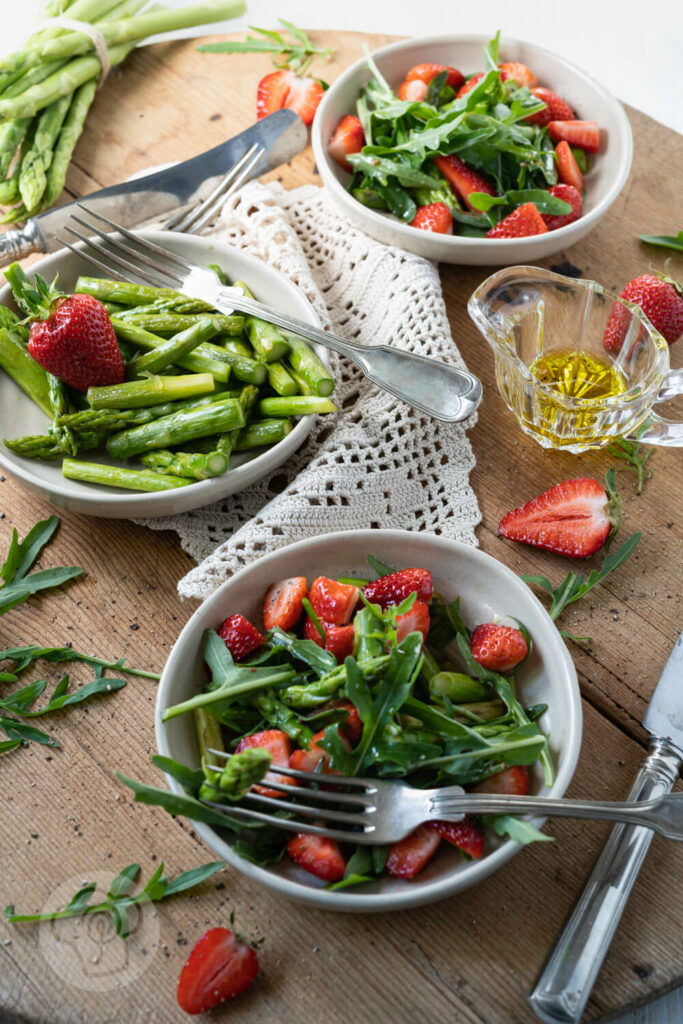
[
  {"xmin": 0, "ymin": 232, "xmax": 326, "ymax": 518},
  {"xmin": 311, "ymin": 34, "xmax": 633, "ymax": 265},
  {"xmin": 155, "ymin": 529, "xmax": 582, "ymax": 912}
]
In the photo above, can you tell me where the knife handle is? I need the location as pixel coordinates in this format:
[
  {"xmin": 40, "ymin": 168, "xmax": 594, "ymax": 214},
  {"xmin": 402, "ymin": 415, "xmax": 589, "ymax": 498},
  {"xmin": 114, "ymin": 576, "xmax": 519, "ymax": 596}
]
[
  {"xmin": 529, "ymin": 736, "xmax": 682, "ymax": 1024},
  {"xmin": 0, "ymin": 222, "xmax": 41, "ymax": 265}
]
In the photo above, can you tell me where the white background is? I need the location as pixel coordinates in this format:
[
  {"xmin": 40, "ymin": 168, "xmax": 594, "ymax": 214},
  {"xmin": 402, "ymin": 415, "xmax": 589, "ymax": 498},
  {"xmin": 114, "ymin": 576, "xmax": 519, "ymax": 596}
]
[{"xmin": 6, "ymin": 0, "xmax": 683, "ymax": 133}]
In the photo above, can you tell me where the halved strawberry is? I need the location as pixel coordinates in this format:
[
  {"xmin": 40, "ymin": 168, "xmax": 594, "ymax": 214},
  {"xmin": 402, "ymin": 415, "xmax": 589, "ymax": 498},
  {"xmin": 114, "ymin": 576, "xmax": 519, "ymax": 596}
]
[
  {"xmin": 542, "ymin": 183, "xmax": 582, "ymax": 231},
  {"xmin": 405, "ymin": 62, "xmax": 464, "ymax": 90},
  {"xmin": 411, "ymin": 202, "xmax": 452, "ymax": 234},
  {"xmin": 363, "ymin": 567, "xmax": 432, "ymax": 609},
  {"xmin": 176, "ymin": 926, "xmax": 258, "ymax": 1015},
  {"xmin": 472, "ymin": 765, "xmax": 530, "ymax": 796},
  {"xmin": 486, "ymin": 202, "xmax": 548, "ymax": 239},
  {"xmin": 498, "ymin": 61, "xmax": 537, "ymax": 88},
  {"xmin": 328, "ymin": 114, "xmax": 365, "ymax": 171},
  {"xmin": 235, "ymin": 729, "xmax": 295, "ymax": 798},
  {"xmin": 308, "ymin": 576, "xmax": 359, "ymax": 625},
  {"xmin": 395, "ymin": 600, "xmax": 430, "ymax": 646},
  {"xmin": 397, "ymin": 79, "xmax": 429, "ymax": 102},
  {"xmin": 262, "ymin": 577, "xmax": 307, "ymax": 632},
  {"xmin": 470, "ymin": 623, "xmax": 528, "ymax": 673},
  {"xmin": 217, "ymin": 614, "xmax": 264, "ymax": 662},
  {"xmin": 386, "ymin": 823, "xmax": 442, "ymax": 880},
  {"xmin": 525, "ymin": 87, "xmax": 576, "ymax": 126},
  {"xmin": 303, "ymin": 617, "xmax": 355, "ymax": 662},
  {"xmin": 456, "ymin": 71, "xmax": 487, "ymax": 98},
  {"xmin": 323, "ymin": 700, "xmax": 363, "ymax": 745},
  {"xmin": 287, "ymin": 831, "xmax": 347, "ymax": 882},
  {"xmin": 256, "ymin": 69, "xmax": 324, "ymax": 126},
  {"xmin": 555, "ymin": 140, "xmax": 584, "ymax": 192},
  {"xmin": 289, "ymin": 727, "xmax": 350, "ymax": 774},
  {"xmin": 498, "ymin": 476, "xmax": 619, "ymax": 558},
  {"xmin": 435, "ymin": 154, "xmax": 495, "ymax": 209},
  {"xmin": 432, "ymin": 816, "xmax": 486, "ymax": 859},
  {"xmin": 548, "ymin": 120, "xmax": 600, "ymax": 153}
]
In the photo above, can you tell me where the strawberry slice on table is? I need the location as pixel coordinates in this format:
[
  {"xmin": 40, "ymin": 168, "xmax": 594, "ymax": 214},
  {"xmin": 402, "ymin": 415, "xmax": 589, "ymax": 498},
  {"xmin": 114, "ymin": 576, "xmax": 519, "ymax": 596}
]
[
  {"xmin": 432, "ymin": 816, "xmax": 486, "ymax": 859},
  {"xmin": 395, "ymin": 600, "xmax": 430, "ymax": 646},
  {"xmin": 397, "ymin": 79, "xmax": 429, "ymax": 102},
  {"xmin": 603, "ymin": 274, "xmax": 683, "ymax": 352},
  {"xmin": 548, "ymin": 119, "xmax": 600, "ymax": 153},
  {"xmin": 256, "ymin": 69, "xmax": 325, "ymax": 126},
  {"xmin": 262, "ymin": 577, "xmax": 307, "ymax": 632},
  {"xmin": 542, "ymin": 183, "xmax": 582, "ymax": 231},
  {"xmin": 525, "ymin": 86, "xmax": 576, "ymax": 126},
  {"xmin": 555, "ymin": 140, "xmax": 584, "ymax": 192},
  {"xmin": 363, "ymin": 567, "xmax": 432, "ymax": 609},
  {"xmin": 218, "ymin": 613, "xmax": 264, "ymax": 662},
  {"xmin": 486, "ymin": 203, "xmax": 548, "ymax": 239},
  {"xmin": 435, "ymin": 154, "xmax": 495, "ymax": 210},
  {"xmin": 411, "ymin": 202, "xmax": 453, "ymax": 234},
  {"xmin": 176, "ymin": 926, "xmax": 258, "ymax": 1015},
  {"xmin": 327, "ymin": 114, "xmax": 365, "ymax": 171},
  {"xmin": 405, "ymin": 62, "xmax": 464, "ymax": 90},
  {"xmin": 235, "ymin": 729, "xmax": 295, "ymax": 798},
  {"xmin": 498, "ymin": 476, "xmax": 620, "ymax": 558},
  {"xmin": 470, "ymin": 623, "xmax": 528, "ymax": 674},
  {"xmin": 498, "ymin": 61, "xmax": 537, "ymax": 88},
  {"xmin": 303, "ymin": 617, "xmax": 355, "ymax": 662},
  {"xmin": 308, "ymin": 576, "xmax": 359, "ymax": 625},
  {"xmin": 472, "ymin": 765, "xmax": 530, "ymax": 796},
  {"xmin": 386, "ymin": 823, "xmax": 442, "ymax": 880},
  {"xmin": 287, "ymin": 831, "xmax": 347, "ymax": 882}
]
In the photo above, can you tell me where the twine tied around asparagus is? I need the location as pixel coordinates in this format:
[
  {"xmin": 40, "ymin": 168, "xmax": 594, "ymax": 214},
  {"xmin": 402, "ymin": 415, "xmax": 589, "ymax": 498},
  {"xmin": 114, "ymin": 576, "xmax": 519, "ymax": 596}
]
[{"xmin": 33, "ymin": 17, "xmax": 111, "ymax": 88}]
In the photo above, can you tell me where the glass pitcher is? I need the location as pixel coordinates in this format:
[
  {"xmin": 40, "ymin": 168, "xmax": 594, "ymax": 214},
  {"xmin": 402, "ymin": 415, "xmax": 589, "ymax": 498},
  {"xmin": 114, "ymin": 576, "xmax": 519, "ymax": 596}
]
[{"xmin": 468, "ymin": 266, "xmax": 683, "ymax": 452}]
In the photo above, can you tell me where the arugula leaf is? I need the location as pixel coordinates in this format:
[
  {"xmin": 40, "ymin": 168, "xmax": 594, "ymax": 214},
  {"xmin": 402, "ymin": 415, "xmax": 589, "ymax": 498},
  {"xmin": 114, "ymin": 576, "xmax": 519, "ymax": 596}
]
[
  {"xmin": 608, "ymin": 420, "xmax": 654, "ymax": 493},
  {"xmin": 198, "ymin": 19, "xmax": 331, "ymax": 75},
  {"xmin": 639, "ymin": 230, "xmax": 683, "ymax": 253},
  {"xmin": 266, "ymin": 626, "xmax": 336, "ymax": 677},
  {"xmin": 366, "ymin": 553, "xmax": 396, "ymax": 577},
  {"xmin": 0, "ymin": 516, "xmax": 82, "ymax": 616},
  {"xmin": 0, "ymin": 644, "xmax": 159, "ymax": 679},
  {"xmin": 151, "ymin": 754, "xmax": 206, "ymax": 795},
  {"xmin": 0, "ymin": 714, "xmax": 58, "ymax": 747},
  {"xmin": 487, "ymin": 815, "xmax": 554, "ymax": 844},
  {"xmin": 117, "ymin": 772, "xmax": 245, "ymax": 830},
  {"xmin": 0, "ymin": 672, "xmax": 126, "ymax": 717},
  {"xmin": 469, "ymin": 189, "xmax": 571, "ymax": 215},
  {"xmin": 0, "ymin": 738, "xmax": 21, "ymax": 755}
]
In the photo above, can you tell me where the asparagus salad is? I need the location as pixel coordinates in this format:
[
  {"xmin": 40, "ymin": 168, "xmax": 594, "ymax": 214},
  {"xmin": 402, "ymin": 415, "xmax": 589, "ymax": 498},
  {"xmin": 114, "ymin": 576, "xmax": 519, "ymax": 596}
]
[
  {"xmin": 0, "ymin": 263, "xmax": 335, "ymax": 491},
  {"xmin": 121, "ymin": 559, "xmax": 554, "ymax": 889}
]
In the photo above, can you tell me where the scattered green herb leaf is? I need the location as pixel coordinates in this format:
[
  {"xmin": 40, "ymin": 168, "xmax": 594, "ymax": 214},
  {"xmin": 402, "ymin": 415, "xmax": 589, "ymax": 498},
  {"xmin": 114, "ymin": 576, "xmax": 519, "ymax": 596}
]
[
  {"xmin": 198, "ymin": 19, "xmax": 331, "ymax": 75},
  {"xmin": 639, "ymin": 230, "xmax": 683, "ymax": 253}
]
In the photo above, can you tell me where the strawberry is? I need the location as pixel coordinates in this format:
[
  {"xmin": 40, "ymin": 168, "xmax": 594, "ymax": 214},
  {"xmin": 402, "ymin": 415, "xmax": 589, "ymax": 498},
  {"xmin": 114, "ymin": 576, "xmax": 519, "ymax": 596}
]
[
  {"xmin": 363, "ymin": 567, "xmax": 432, "ymax": 609},
  {"xmin": 235, "ymin": 729, "xmax": 295, "ymax": 798},
  {"xmin": 525, "ymin": 87, "xmax": 576, "ymax": 126},
  {"xmin": 542, "ymin": 183, "xmax": 583, "ymax": 231},
  {"xmin": 555, "ymin": 140, "xmax": 584, "ymax": 192},
  {"xmin": 217, "ymin": 613, "xmax": 264, "ymax": 662},
  {"xmin": 548, "ymin": 120, "xmax": 600, "ymax": 153},
  {"xmin": 176, "ymin": 926, "xmax": 258, "ymax": 1015},
  {"xmin": 456, "ymin": 71, "xmax": 483, "ymax": 98},
  {"xmin": 287, "ymin": 831, "xmax": 347, "ymax": 882},
  {"xmin": 256, "ymin": 69, "xmax": 324, "ymax": 126},
  {"xmin": 603, "ymin": 274, "xmax": 683, "ymax": 353},
  {"xmin": 395, "ymin": 600, "xmax": 430, "ymax": 646},
  {"xmin": 411, "ymin": 202, "xmax": 453, "ymax": 234},
  {"xmin": 289, "ymin": 727, "xmax": 350, "ymax": 774},
  {"xmin": 303, "ymin": 617, "xmax": 355, "ymax": 662},
  {"xmin": 472, "ymin": 765, "xmax": 530, "ymax": 796},
  {"xmin": 435, "ymin": 154, "xmax": 495, "ymax": 210},
  {"xmin": 326, "ymin": 700, "xmax": 363, "ymax": 745},
  {"xmin": 470, "ymin": 623, "xmax": 528, "ymax": 673},
  {"xmin": 498, "ymin": 61, "xmax": 537, "ymax": 88},
  {"xmin": 432, "ymin": 816, "xmax": 485, "ymax": 859},
  {"xmin": 386, "ymin": 823, "xmax": 442, "ymax": 880},
  {"xmin": 405, "ymin": 62, "xmax": 465, "ymax": 90},
  {"xmin": 498, "ymin": 476, "xmax": 620, "ymax": 558},
  {"xmin": 25, "ymin": 278, "xmax": 124, "ymax": 393},
  {"xmin": 308, "ymin": 576, "xmax": 358, "ymax": 625},
  {"xmin": 328, "ymin": 114, "xmax": 364, "ymax": 171},
  {"xmin": 262, "ymin": 577, "xmax": 307, "ymax": 632},
  {"xmin": 486, "ymin": 202, "xmax": 548, "ymax": 239},
  {"xmin": 397, "ymin": 79, "xmax": 429, "ymax": 102}
]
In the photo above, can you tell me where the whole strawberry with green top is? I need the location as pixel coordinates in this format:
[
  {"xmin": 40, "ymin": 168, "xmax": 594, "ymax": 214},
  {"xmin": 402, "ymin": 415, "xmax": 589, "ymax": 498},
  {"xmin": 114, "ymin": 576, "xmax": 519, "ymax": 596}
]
[{"xmin": 23, "ymin": 274, "xmax": 124, "ymax": 392}]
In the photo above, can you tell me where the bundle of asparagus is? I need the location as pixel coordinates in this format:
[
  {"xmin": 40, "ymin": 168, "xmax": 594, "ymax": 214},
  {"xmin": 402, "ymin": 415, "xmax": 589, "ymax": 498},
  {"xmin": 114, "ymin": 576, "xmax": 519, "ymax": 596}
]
[{"xmin": 0, "ymin": 0, "xmax": 244, "ymax": 224}]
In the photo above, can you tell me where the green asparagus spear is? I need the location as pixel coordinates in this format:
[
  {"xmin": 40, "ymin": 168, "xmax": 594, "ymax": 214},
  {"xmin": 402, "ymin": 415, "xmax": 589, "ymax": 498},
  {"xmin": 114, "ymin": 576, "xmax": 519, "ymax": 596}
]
[
  {"xmin": 140, "ymin": 449, "xmax": 228, "ymax": 480},
  {"xmin": 62, "ymin": 458, "xmax": 192, "ymax": 491},
  {"xmin": 111, "ymin": 318, "xmax": 230, "ymax": 381},
  {"xmin": 0, "ymin": 305, "xmax": 22, "ymax": 331},
  {"xmin": 210, "ymin": 347, "xmax": 266, "ymax": 386},
  {"xmin": 285, "ymin": 334, "xmax": 335, "ymax": 397},
  {"xmin": 5, "ymin": 430, "xmax": 103, "ymax": 460},
  {"xmin": 287, "ymin": 366, "xmax": 313, "ymax": 395},
  {"xmin": 234, "ymin": 280, "xmax": 290, "ymax": 362},
  {"xmin": 257, "ymin": 396, "xmax": 337, "ymax": 416},
  {"xmin": 195, "ymin": 706, "xmax": 225, "ymax": 799},
  {"xmin": 234, "ymin": 417, "xmax": 293, "ymax": 450},
  {"xmin": 40, "ymin": 79, "xmax": 97, "ymax": 210},
  {"xmin": 212, "ymin": 748, "xmax": 271, "ymax": 801},
  {"xmin": 88, "ymin": 373, "xmax": 215, "ymax": 409},
  {"xmin": 18, "ymin": 93, "xmax": 71, "ymax": 212},
  {"xmin": 128, "ymin": 318, "xmax": 219, "ymax": 376},
  {"xmin": 76, "ymin": 276, "xmax": 214, "ymax": 311},
  {"xmin": 115, "ymin": 312, "xmax": 243, "ymax": 337},
  {"xmin": 107, "ymin": 398, "xmax": 245, "ymax": 459},
  {"xmin": 222, "ymin": 336, "xmax": 252, "ymax": 358},
  {"xmin": 216, "ymin": 384, "xmax": 258, "ymax": 457},
  {"xmin": 429, "ymin": 673, "xmax": 488, "ymax": 703},
  {"xmin": 267, "ymin": 360, "xmax": 298, "ymax": 396},
  {"xmin": 0, "ymin": 327, "xmax": 53, "ymax": 416},
  {"xmin": 58, "ymin": 390, "xmax": 241, "ymax": 434},
  {"xmin": 0, "ymin": 119, "xmax": 31, "ymax": 180},
  {"xmin": 47, "ymin": 373, "xmax": 76, "ymax": 455},
  {"xmin": 0, "ymin": 123, "xmax": 36, "ymax": 206},
  {"xmin": 207, "ymin": 263, "xmax": 227, "ymax": 284}
]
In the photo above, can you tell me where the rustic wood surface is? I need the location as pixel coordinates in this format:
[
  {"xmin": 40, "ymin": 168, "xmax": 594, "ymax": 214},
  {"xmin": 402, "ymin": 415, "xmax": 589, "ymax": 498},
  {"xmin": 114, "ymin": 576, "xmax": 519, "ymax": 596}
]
[{"xmin": 1, "ymin": 29, "xmax": 681, "ymax": 1024}]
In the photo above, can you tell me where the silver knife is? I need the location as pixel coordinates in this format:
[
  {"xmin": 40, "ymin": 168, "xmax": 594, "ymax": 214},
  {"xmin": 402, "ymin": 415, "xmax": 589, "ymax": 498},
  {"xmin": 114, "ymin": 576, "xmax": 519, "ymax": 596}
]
[
  {"xmin": 0, "ymin": 109, "xmax": 307, "ymax": 264},
  {"xmin": 529, "ymin": 631, "xmax": 683, "ymax": 1023}
]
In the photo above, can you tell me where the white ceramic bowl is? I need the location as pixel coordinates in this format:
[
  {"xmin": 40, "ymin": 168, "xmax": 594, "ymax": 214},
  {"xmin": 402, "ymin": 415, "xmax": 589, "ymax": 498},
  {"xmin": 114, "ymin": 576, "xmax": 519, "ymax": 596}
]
[
  {"xmin": 312, "ymin": 34, "xmax": 633, "ymax": 265},
  {"xmin": 155, "ymin": 530, "xmax": 582, "ymax": 912},
  {"xmin": 0, "ymin": 232, "xmax": 327, "ymax": 518}
]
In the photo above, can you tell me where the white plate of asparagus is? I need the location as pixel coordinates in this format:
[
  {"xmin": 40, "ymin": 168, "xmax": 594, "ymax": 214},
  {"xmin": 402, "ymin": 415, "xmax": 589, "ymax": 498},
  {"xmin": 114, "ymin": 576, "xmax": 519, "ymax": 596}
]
[{"xmin": 0, "ymin": 231, "xmax": 335, "ymax": 517}]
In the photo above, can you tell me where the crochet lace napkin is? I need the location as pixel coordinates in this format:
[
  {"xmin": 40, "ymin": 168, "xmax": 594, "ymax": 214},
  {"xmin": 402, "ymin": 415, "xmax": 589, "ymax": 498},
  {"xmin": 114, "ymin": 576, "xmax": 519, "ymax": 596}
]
[{"xmin": 138, "ymin": 180, "xmax": 481, "ymax": 601}]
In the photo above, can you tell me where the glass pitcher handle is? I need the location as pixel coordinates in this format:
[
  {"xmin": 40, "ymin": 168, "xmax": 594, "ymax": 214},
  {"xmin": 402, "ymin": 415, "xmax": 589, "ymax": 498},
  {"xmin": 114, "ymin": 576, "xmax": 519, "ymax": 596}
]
[{"xmin": 629, "ymin": 368, "xmax": 683, "ymax": 446}]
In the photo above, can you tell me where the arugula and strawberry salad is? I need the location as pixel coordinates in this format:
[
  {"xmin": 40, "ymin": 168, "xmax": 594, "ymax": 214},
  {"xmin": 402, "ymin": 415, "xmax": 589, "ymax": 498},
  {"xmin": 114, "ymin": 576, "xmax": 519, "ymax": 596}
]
[{"xmin": 327, "ymin": 32, "xmax": 599, "ymax": 239}]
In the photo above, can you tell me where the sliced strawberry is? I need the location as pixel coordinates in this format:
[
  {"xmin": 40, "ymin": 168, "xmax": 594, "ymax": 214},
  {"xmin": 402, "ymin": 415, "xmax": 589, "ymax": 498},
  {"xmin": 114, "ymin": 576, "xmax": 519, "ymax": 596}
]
[
  {"xmin": 289, "ymin": 727, "xmax": 350, "ymax": 775},
  {"xmin": 555, "ymin": 140, "xmax": 584, "ymax": 192},
  {"xmin": 397, "ymin": 79, "xmax": 428, "ymax": 102},
  {"xmin": 435, "ymin": 154, "xmax": 495, "ymax": 210},
  {"xmin": 405, "ymin": 62, "xmax": 464, "ymax": 90},
  {"xmin": 256, "ymin": 69, "xmax": 324, "ymax": 126},
  {"xmin": 456, "ymin": 71, "xmax": 484, "ymax": 98},
  {"xmin": 323, "ymin": 699, "xmax": 363, "ymax": 744},
  {"xmin": 327, "ymin": 114, "xmax": 365, "ymax": 171},
  {"xmin": 217, "ymin": 613, "xmax": 264, "ymax": 662},
  {"xmin": 176, "ymin": 926, "xmax": 258, "ymax": 1015},
  {"xmin": 548, "ymin": 120, "xmax": 600, "ymax": 153},
  {"xmin": 262, "ymin": 576, "xmax": 307, "ymax": 632},
  {"xmin": 470, "ymin": 623, "xmax": 528, "ymax": 673},
  {"xmin": 498, "ymin": 61, "xmax": 537, "ymax": 88},
  {"xmin": 235, "ymin": 729, "xmax": 295, "ymax": 798},
  {"xmin": 486, "ymin": 202, "xmax": 548, "ymax": 239},
  {"xmin": 525, "ymin": 87, "xmax": 576, "ymax": 126},
  {"xmin": 395, "ymin": 600, "xmax": 430, "ymax": 647},
  {"xmin": 363, "ymin": 567, "xmax": 432, "ymax": 609},
  {"xmin": 303, "ymin": 617, "xmax": 355, "ymax": 662},
  {"xmin": 308, "ymin": 576, "xmax": 359, "ymax": 625},
  {"xmin": 542, "ymin": 183, "xmax": 583, "ymax": 231},
  {"xmin": 498, "ymin": 476, "xmax": 619, "ymax": 558},
  {"xmin": 432, "ymin": 816, "xmax": 486, "ymax": 859},
  {"xmin": 386, "ymin": 823, "xmax": 442, "ymax": 880},
  {"xmin": 287, "ymin": 831, "xmax": 347, "ymax": 882},
  {"xmin": 472, "ymin": 765, "xmax": 530, "ymax": 796},
  {"xmin": 411, "ymin": 202, "xmax": 452, "ymax": 234}
]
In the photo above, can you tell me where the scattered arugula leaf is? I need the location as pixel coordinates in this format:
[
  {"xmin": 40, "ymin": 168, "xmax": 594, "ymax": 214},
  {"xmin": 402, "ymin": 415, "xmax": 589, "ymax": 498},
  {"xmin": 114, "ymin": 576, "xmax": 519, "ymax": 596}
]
[
  {"xmin": 197, "ymin": 19, "xmax": 331, "ymax": 76},
  {"xmin": 0, "ymin": 738, "xmax": 22, "ymax": 755},
  {"xmin": 0, "ymin": 516, "xmax": 81, "ymax": 616},
  {"xmin": 0, "ymin": 670, "xmax": 126, "ymax": 717},
  {"xmin": 0, "ymin": 644, "xmax": 160, "ymax": 679},
  {"xmin": 639, "ymin": 230, "xmax": 683, "ymax": 253},
  {"xmin": 608, "ymin": 420, "xmax": 654, "ymax": 493},
  {"xmin": 0, "ymin": 714, "xmax": 57, "ymax": 747}
]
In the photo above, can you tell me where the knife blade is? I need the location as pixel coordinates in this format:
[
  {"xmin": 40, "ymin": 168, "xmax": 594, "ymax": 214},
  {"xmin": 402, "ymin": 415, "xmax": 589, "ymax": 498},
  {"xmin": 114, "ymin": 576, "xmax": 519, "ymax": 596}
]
[
  {"xmin": 529, "ymin": 631, "xmax": 683, "ymax": 1023},
  {"xmin": 0, "ymin": 109, "xmax": 307, "ymax": 265}
]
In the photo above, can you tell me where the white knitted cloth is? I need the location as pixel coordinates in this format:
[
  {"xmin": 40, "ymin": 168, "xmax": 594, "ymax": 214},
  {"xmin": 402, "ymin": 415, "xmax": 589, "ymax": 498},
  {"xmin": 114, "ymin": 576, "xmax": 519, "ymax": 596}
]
[{"xmin": 139, "ymin": 181, "xmax": 481, "ymax": 601}]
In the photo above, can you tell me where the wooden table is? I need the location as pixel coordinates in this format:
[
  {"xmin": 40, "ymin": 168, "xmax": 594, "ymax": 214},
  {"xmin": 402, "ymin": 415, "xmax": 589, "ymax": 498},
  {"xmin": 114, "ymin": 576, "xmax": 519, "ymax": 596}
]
[{"xmin": 1, "ymin": 30, "xmax": 681, "ymax": 1024}]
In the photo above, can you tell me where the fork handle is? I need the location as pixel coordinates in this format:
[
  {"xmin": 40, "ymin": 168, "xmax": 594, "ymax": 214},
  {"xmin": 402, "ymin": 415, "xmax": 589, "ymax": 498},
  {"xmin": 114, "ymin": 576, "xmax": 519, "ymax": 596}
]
[{"xmin": 214, "ymin": 287, "xmax": 482, "ymax": 423}]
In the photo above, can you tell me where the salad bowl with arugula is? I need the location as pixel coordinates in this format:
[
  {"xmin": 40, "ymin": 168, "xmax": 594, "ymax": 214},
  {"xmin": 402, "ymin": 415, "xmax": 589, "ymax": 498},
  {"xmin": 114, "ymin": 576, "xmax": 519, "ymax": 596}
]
[
  {"xmin": 149, "ymin": 530, "xmax": 581, "ymax": 911},
  {"xmin": 312, "ymin": 33, "xmax": 632, "ymax": 264}
]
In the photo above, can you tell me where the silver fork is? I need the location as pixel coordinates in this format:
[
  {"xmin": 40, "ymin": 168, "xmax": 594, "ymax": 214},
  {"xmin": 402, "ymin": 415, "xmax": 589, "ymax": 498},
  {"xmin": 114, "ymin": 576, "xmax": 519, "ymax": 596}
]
[
  {"xmin": 161, "ymin": 143, "xmax": 265, "ymax": 235},
  {"xmin": 56, "ymin": 205, "xmax": 483, "ymax": 423},
  {"xmin": 199, "ymin": 753, "xmax": 683, "ymax": 843}
]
